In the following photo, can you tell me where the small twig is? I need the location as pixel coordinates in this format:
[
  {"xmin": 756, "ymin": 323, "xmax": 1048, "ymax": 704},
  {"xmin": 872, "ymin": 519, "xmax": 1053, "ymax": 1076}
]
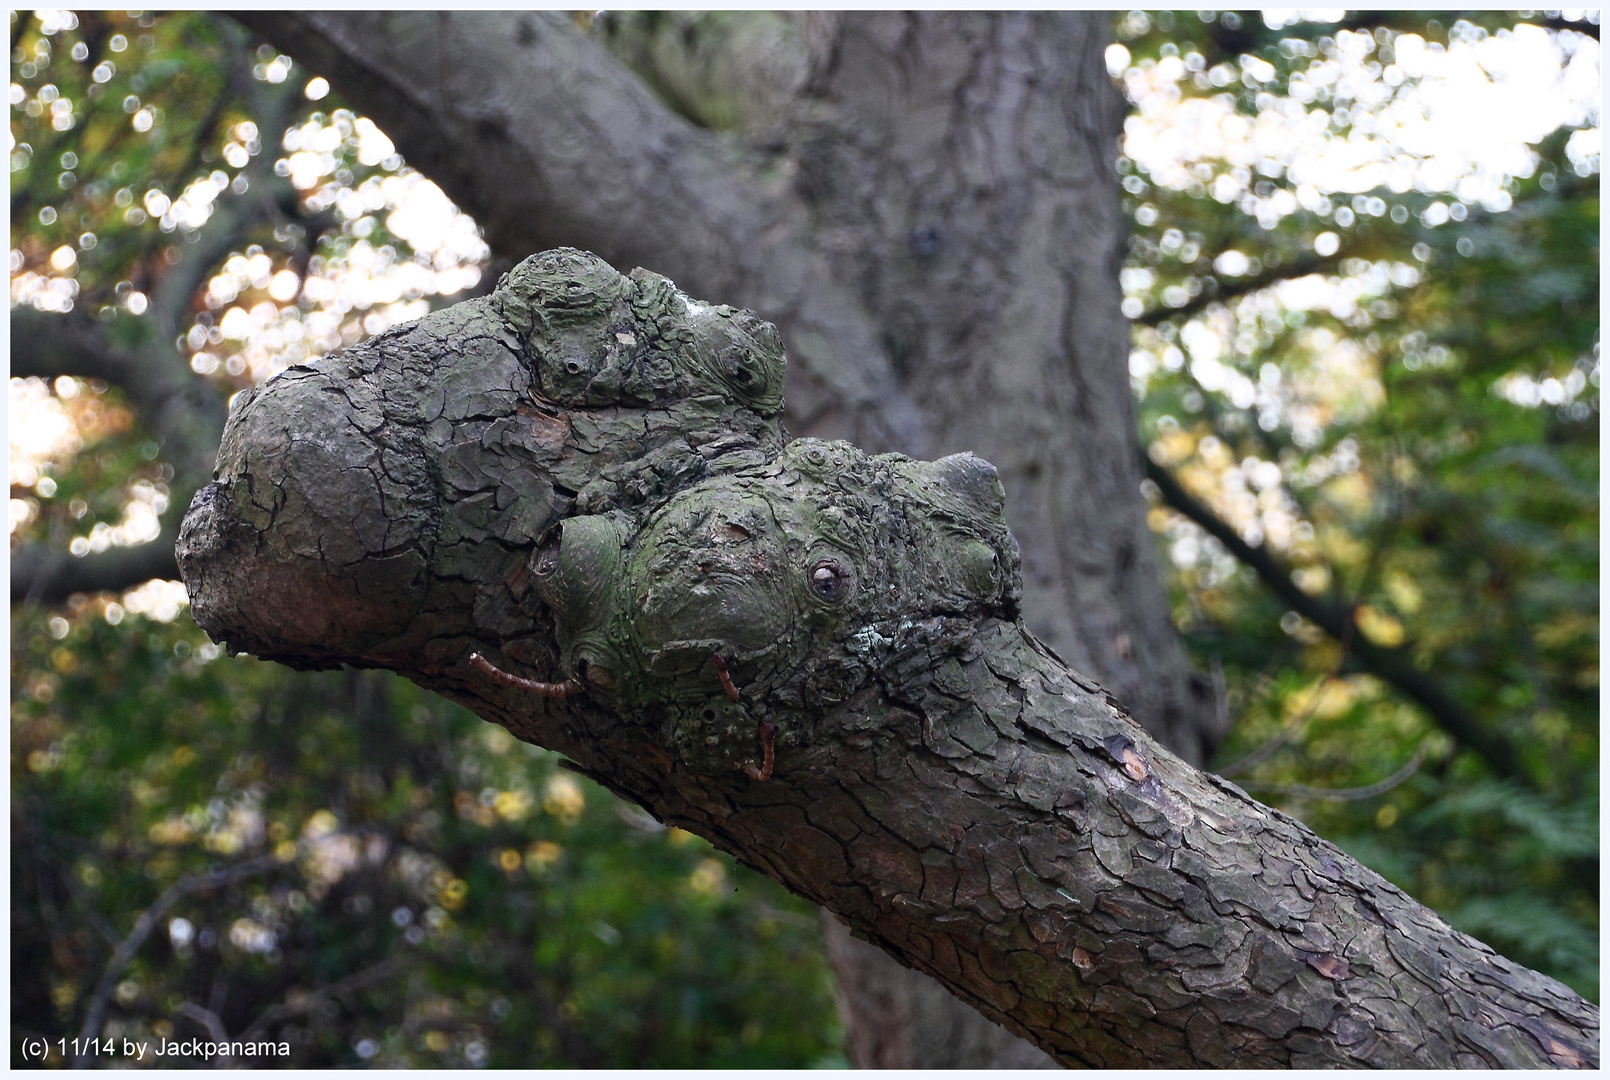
[
  {"xmin": 1209, "ymin": 655, "xmax": 1229, "ymax": 735},
  {"xmin": 173, "ymin": 1003, "xmax": 233, "ymax": 1068},
  {"xmin": 1216, "ymin": 724, "xmax": 1297, "ymax": 780},
  {"xmin": 1246, "ymin": 740, "xmax": 1432, "ymax": 802},
  {"xmin": 710, "ymin": 653, "xmax": 740, "ymax": 702},
  {"xmin": 1217, "ymin": 663, "xmax": 1340, "ymax": 779},
  {"xmin": 75, "ymin": 853, "xmax": 282, "ymax": 1066},
  {"xmin": 238, "ymin": 959, "xmax": 399, "ymax": 1042},
  {"xmin": 469, "ymin": 652, "xmax": 585, "ymax": 697},
  {"xmin": 1216, "ymin": 694, "xmax": 1319, "ymax": 780},
  {"xmin": 743, "ymin": 720, "xmax": 777, "ymax": 782},
  {"xmin": 32, "ymin": 813, "xmax": 131, "ymax": 949}
]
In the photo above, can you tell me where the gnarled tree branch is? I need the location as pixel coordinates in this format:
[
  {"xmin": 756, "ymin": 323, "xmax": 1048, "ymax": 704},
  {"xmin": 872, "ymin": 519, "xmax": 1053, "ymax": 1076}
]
[
  {"xmin": 234, "ymin": 10, "xmax": 931, "ymax": 460},
  {"xmin": 175, "ymin": 251, "xmax": 1598, "ymax": 1068}
]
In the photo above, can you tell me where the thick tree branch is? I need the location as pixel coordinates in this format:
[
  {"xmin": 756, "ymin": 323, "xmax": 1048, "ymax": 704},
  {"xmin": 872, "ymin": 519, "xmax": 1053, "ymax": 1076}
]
[
  {"xmin": 11, "ymin": 532, "xmax": 182, "ymax": 606},
  {"xmin": 236, "ymin": 13, "xmax": 752, "ymax": 277},
  {"xmin": 9, "ymin": 309, "xmax": 224, "ymax": 479},
  {"xmin": 1141, "ymin": 452, "xmax": 1537, "ymax": 787},
  {"xmin": 233, "ymin": 10, "xmax": 929, "ymax": 456},
  {"xmin": 175, "ymin": 253, "xmax": 1598, "ymax": 1067}
]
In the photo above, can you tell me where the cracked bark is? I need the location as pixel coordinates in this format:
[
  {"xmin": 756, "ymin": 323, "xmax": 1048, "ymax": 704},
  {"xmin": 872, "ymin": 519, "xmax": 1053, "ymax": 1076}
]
[
  {"xmin": 230, "ymin": 18, "xmax": 1216, "ymax": 1055},
  {"xmin": 237, "ymin": 10, "xmax": 1214, "ymax": 766},
  {"xmin": 177, "ymin": 252, "xmax": 1598, "ymax": 1069}
]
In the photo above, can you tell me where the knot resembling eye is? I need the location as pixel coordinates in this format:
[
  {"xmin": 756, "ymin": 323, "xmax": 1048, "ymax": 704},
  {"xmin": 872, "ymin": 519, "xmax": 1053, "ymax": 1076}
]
[
  {"xmin": 809, "ymin": 559, "xmax": 846, "ymax": 601},
  {"xmin": 532, "ymin": 538, "xmax": 561, "ymax": 578}
]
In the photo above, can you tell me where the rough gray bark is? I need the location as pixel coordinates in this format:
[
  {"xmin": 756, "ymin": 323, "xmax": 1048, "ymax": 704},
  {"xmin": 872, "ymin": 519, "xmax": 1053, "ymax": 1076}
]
[
  {"xmin": 177, "ymin": 252, "xmax": 1598, "ymax": 1068},
  {"xmin": 230, "ymin": 15, "xmax": 1217, "ymax": 1059},
  {"xmin": 236, "ymin": 9, "xmax": 1217, "ymax": 766}
]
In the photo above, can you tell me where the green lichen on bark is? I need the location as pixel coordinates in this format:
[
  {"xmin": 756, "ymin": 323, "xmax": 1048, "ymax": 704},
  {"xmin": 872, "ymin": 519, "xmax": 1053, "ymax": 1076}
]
[
  {"xmin": 530, "ymin": 437, "xmax": 1021, "ymax": 778},
  {"xmin": 181, "ymin": 249, "xmax": 786, "ymax": 667},
  {"xmin": 178, "ymin": 250, "xmax": 1599, "ymax": 1068}
]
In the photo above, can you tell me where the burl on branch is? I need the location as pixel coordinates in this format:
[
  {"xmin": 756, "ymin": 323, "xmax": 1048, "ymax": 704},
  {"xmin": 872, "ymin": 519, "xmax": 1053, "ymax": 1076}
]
[{"xmin": 177, "ymin": 250, "xmax": 1597, "ymax": 1069}]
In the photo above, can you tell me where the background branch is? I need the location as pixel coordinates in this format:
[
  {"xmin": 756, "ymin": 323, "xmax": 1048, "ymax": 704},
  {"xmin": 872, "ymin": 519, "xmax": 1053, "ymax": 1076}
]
[
  {"xmin": 172, "ymin": 1003, "xmax": 234, "ymax": 1064},
  {"xmin": 75, "ymin": 853, "xmax": 283, "ymax": 1065},
  {"xmin": 11, "ymin": 536, "xmax": 183, "ymax": 606},
  {"xmin": 1134, "ymin": 251, "xmax": 1337, "ymax": 327},
  {"xmin": 7, "ymin": 26, "xmax": 326, "ymax": 605},
  {"xmin": 1245, "ymin": 739, "xmax": 1433, "ymax": 801},
  {"xmin": 9, "ymin": 309, "xmax": 225, "ymax": 479},
  {"xmin": 1142, "ymin": 451, "xmax": 1536, "ymax": 787},
  {"xmin": 238, "ymin": 959, "xmax": 399, "ymax": 1042},
  {"xmin": 234, "ymin": 10, "xmax": 931, "ymax": 453},
  {"xmin": 9, "ymin": 307, "xmax": 225, "ymax": 602}
]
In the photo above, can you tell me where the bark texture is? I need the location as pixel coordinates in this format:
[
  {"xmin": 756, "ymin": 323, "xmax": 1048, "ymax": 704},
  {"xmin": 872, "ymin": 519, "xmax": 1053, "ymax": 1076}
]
[
  {"xmin": 230, "ymin": 17, "xmax": 1217, "ymax": 1055},
  {"xmin": 177, "ymin": 252, "xmax": 1598, "ymax": 1068},
  {"xmin": 236, "ymin": 10, "xmax": 1217, "ymax": 767}
]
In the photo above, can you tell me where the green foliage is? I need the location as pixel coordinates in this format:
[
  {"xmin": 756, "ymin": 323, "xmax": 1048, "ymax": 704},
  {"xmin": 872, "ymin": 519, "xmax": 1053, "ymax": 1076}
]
[
  {"xmin": 11, "ymin": 605, "xmax": 841, "ymax": 1067},
  {"xmin": 9, "ymin": 10, "xmax": 458, "ymax": 563},
  {"xmin": 1119, "ymin": 10, "xmax": 1598, "ymax": 999},
  {"xmin": 11, "ymin": 11, "xmax": 235, "ymax": 286}
]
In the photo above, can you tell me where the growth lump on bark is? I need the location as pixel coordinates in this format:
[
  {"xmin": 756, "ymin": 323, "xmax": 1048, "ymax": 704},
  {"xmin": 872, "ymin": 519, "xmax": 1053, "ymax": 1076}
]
[
  {"xmin": 177, "ymin": 248, "xmax": 1600, "ymax": 1070},
  {"xmin": 534, "ymin": 437, "xmax": 1022, "ymax": 778},
  {"xmin": 180, "ymin": 249, "xmax": 790, "ymax": 666},
  {"xmin": 181, "ymin": 248, "xmax": 1019, "ymax": 780}
]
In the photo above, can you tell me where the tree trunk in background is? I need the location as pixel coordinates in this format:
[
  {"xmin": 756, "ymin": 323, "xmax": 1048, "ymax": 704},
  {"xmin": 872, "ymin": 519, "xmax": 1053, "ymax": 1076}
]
[
  {"xmin": 237, "ymin": 11, "xmax": 1218, "ymax": 1066},
  {"xmin": 821, "ymin": 911, "xmax": 1058, "ymax": 1069}
]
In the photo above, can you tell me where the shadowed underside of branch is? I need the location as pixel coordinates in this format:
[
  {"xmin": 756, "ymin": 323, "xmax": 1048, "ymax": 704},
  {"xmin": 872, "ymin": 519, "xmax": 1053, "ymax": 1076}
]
[{"xmin": 176, "ymin": 251, "xmax": 1598, "ymax": 1068}]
